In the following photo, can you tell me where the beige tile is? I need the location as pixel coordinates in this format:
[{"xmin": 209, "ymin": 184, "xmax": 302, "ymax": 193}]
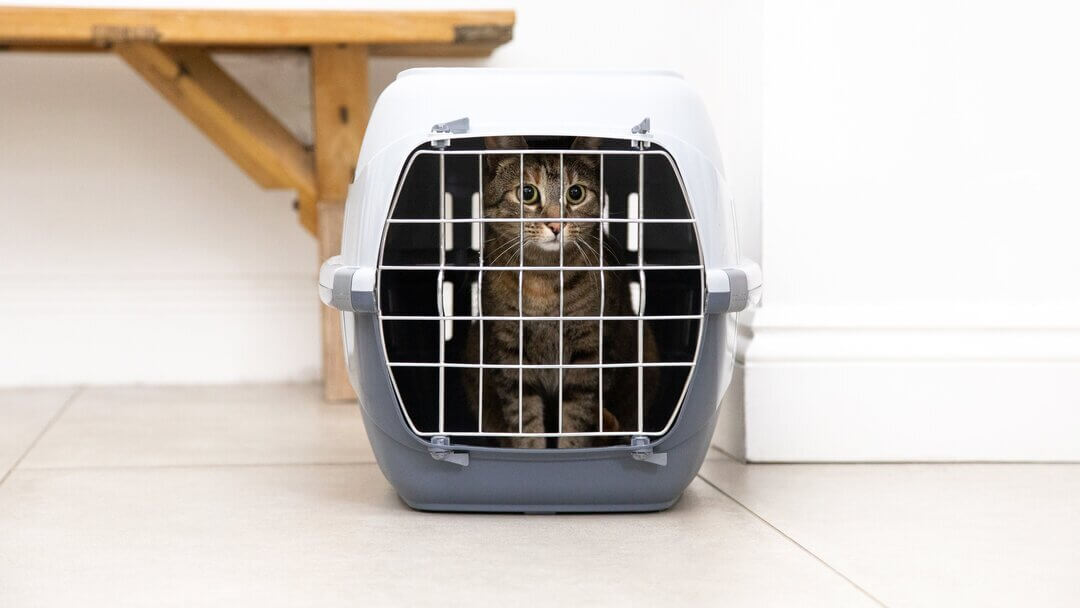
[
  {"xmin": 0, "ymin": 387, "xmax": 77, "ymax": 479},
  {"xmin": 700, "ymin": 457, "xmax": 1080, "ymax": 608},
  {"xmin": 0, "ymin": 465, "xmax": 877, "ymax": 608},
  {"xmin": 20, "ymin": 384, "xmax": 373, "ymax": 468}
]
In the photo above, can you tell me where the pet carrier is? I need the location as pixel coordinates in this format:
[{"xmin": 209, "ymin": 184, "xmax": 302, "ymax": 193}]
[{"xmin": 320, "ymin": 68, "xmax": 760, "ymax": 512}]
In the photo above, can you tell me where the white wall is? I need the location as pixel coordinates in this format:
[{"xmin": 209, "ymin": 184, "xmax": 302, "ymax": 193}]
[
  {"xmin": 0, "ymin": 1, "xmax": 761, "ymax": 386},
  {"xmin": 736, "ymin": 0, "xmax": 1080, "ymax": 461},
  {"xmin": 0, "ymin": 50, "xmax": 322, "ymax": 385}
]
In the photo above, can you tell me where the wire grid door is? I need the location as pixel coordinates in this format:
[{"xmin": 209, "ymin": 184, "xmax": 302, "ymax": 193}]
[{"xmin": 378, "ymin": 145, "xmax": 705, "ymax": 442}]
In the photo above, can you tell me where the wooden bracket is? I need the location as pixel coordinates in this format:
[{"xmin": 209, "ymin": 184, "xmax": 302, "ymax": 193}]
[{"xmin": 115, "ymin": 42, "xmax": 317, "ymax": 208}]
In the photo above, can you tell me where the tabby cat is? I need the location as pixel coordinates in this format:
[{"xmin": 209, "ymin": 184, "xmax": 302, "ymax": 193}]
[{"xmin": 464, "ymin": 136, "xmax": 657, "ymax": 448}]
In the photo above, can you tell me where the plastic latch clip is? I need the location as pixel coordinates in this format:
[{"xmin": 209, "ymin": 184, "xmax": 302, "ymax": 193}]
[
  {"xmin": 629, "ymin": 436, "xmax": 667, "ymax": 466},
  {"xmin": 430, "ymin": 117, "xmax": 470, "ymax": 149},
  {"xmin": 630, "ymin": 117, "xmax": 652, "ymax": 150},
  {"xmin": 429, "ymin": 435, "xmax": 469, "ymax": 467}
]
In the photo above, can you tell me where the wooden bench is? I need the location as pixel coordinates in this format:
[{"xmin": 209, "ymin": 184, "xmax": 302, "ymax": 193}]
[{"xmin": 0, "ymin": 6, "xmax": 515, "ymax": 399}]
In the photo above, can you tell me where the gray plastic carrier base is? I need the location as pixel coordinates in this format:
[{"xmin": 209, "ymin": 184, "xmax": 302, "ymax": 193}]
[
  {"xmin": 347, "ymin": 311, "xmax": 733, "ymax": 514},
  {"xmin": 402, "ymin": 498, "xmax": 682, "ymax": 514}
]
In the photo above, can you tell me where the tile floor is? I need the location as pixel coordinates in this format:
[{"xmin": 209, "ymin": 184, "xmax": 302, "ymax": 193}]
[{"xmin": 1, "ymin": 385, "xmax": 1076, "ymax": 607}]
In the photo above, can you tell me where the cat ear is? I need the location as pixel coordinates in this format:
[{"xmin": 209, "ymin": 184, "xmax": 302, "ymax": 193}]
[
  {"xmin": 570, "ymin": 137, "xmax": 603, "ymax": 150},
  {"xmin": 570, "ymin": 137, "xmax": 603, "ymax": 169},
  {"xmin": 484, "ymin": 136, "xmax": 528, "ymax": 151},
  {"xmin": 484, "ymin": 136, "xmax": 528, "ymax": 170}
]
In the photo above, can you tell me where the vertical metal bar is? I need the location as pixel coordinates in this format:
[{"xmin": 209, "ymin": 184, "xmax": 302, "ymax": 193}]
[
  {"xmin": 438, "ymin": 153, "xmax": 446, "ymax": 434},
  {"xmin": 442, "ymin": 280, "xmax": 454, "ymax": 341},
  {"xmin": 443, "ymin": 191, "xmax": 454, "ymax": 342},
  {"xmin": 558, "ymin": 153, "xmax": 564, "ymax": 434},
  {"xmin": 518, "ymin": 153, "xmax": 524, "ymax": 434},
  {"xmin": 477, "ymin": 156, "xmax": 484, "ymax": 432},
  {"xmin": 444, "ymin": 193, "xmax": 454, "ymax": 253},
  {"xmin": 637, "ymin": 152, "xmax": 645, "ymax": 433},
  {"xmin": 627, "ymin": 194, "xmax": 639, "ymax": 253},
  {"xmin": 598, "ymin": 153, "xmax": 605, "ymax": 432}
]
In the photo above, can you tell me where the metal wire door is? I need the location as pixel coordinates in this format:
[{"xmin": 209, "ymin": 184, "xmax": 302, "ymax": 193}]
[{"xmin": 378, "ymin": 140, "xmax": 704, "ymax": 446}]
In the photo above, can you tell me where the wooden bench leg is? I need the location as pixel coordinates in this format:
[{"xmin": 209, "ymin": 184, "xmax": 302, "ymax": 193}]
[
  {"xmin": 317, "ymin": 201, "xmax": 353, "ymax": 401},
  {"xmin": 311, "ymin": 44, "xmax": 369, "ymax": 401}
]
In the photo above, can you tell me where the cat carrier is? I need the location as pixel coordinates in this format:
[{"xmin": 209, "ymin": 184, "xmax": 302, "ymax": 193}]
[{"xmin": 320, "ymin": 69, "xmax": 760, "ymax": 512}]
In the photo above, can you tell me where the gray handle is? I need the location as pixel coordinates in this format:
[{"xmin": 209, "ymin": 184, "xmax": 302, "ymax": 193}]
[
  {"xmin": 706, "ymin": 261, "xmax": 762, "ymax": 314},
  {"xmin": 318, "ymin": 256, "xmax": 377, "ymax": 313}
]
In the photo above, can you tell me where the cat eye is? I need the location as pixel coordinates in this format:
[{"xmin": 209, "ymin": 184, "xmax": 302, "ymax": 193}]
[
  {"xmin": 566, "ymin": 184, "xmax": 586, "ymax": 204},
  {"xmin": 520, "ymin": 184, "xmax": 539, "ymax": 205}
]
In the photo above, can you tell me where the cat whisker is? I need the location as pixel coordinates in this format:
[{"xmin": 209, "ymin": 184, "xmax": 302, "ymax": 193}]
[
  {"xmin": 582, "ymin": 232, "xmax": 622, "ymax": 265},
  {"xmin": 578, "ymin": 239, "xmax": 603, "ymax": 268},
  {"xmin": 487, "ymin": 247, "xmax": 515, "ymax": 268},
  {"xmin": 485, "ymin": 238, "xmax": 516, "ymax": 261},
  {"xmin": 484, "ymin": 234, "xmax": 520, "ymax": 259},
  {"xmin": 572, "ymin": 241, "xmax": 600, "ymax": 292},
  {"xmin": 576, "ymin": 240, "xmax": 597, "ymax": 266},
  {"xmin": 576, "ymin": 241, "xmax": 604, "ymax": 290},
  {"xmin": 487, "ymin": 236, "xmax": 522, "ymax": 267},
  {"xmin": 571, "ymin": 240, "xmax": 590, "ymax": 266},
  {"xmin": 483, "ymin": 243, "xmax": 512, "ymax": 266}
]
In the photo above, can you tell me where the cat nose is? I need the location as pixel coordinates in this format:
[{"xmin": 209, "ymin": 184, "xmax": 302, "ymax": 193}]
[{"xmin": 546, "ymin": 222, "xmax": 561, "ymax": 235}]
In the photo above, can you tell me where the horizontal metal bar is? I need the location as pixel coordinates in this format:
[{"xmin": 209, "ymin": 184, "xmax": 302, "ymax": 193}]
[
  {"xmin": 386, "ymin": 217, "xmax": 695, "ymax": 224},
  {"xmin": 380, "ymin": 264, "xmax": 703, "ymax": 272},
  {"xmin": 416, "ymin": 431, "xmax": 665, "ymax": 438},
  {"xmin": 388, "ymin": 361, "xmax": 694, "ymax": 369},
  {"xmin": 413, "ymin": 149, "xmax": 669, "ymax": 157},
  {"xmin": 381, "ymin": 314, "xmax": 702, "ymax": 321}
]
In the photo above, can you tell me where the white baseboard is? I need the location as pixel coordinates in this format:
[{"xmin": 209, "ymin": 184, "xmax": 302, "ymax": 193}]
[
  {"xmin": 728, "ymin": 305, "xmax": 1080, "ymax": 462},
  {"xmin": 0, "ymin": 276, "xmax": 321, "ymax": 386},
  {"xmin": 712, "ymin": 362, "xmax": 746, "ymax": 459}
]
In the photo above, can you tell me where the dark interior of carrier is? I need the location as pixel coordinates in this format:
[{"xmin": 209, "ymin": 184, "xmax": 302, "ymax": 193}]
[{"xmin": 377, "ymin": 137, "xmax": 704, "ymax": 447}]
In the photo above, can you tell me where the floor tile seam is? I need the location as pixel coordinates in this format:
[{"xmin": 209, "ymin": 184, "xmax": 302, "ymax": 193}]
[
  {"xmin": 12, "ymin": 460, "xmax": 378, "ymax": 473},
  {"xmin": 695, "ymin": 472, "xmax": 890, "ymax": 608},
  {"xmin": 1, "ymin": 386, "xmax": 85, "ymax": 486}
]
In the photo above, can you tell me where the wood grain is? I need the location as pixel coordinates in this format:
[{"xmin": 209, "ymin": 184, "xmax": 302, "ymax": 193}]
[{"xmin": 0, "ymin": 7, "xmax": 514, "ymax": 47}]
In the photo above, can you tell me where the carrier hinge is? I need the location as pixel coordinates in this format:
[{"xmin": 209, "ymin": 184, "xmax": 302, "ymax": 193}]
[
  {"xmin": 430, "ymin": 117, "xmax": 470, "ymax": 149},
  {"xmin": 630, "ymin": 117, "xmax": 652, "ymax": 150},
  {"xmin": 629, "ymin": 436, "xmax": 667, "ymax": 466},
  {"xmin": 428, "ymin": 435, "xmax": 470, "ymax": 467}
]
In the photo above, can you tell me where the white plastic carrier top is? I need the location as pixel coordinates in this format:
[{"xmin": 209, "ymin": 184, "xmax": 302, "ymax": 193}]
[{"xmin": 339, "ymin": 68, "xmax": 749, "ymax": 299}]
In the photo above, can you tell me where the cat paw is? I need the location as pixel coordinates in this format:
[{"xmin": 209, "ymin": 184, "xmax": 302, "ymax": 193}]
[
  {"xmin": 506, "ymin": 436, "xmax": 546, "ymax": 449},
  {"xmin": 601, "ymin": 408, "xmax": 622, "ymax": 433},
  {"xmin": 556, "ymin": 436, "xmax": 591, "ymax": 449}
]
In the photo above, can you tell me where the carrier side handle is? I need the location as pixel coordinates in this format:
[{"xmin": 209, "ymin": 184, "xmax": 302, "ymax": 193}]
[
  {"xmin": 706, "ymin": 261, "xmax": 762, "ymax": 314},
  {"xmin": 319, "ymin": 255, "xmax": 377, "ymax": 313}
]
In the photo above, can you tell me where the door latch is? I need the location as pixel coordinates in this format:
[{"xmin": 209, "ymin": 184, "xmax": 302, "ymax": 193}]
[
  {"xmin": 429, "ymin": 435, "xmax": 469, "ymax": 467},
  {"xmin": 629, "ymin": 436, "xmax": 667, "ymax": 466}
]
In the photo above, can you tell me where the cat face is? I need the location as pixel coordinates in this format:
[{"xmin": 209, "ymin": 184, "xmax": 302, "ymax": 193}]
[{"xmin": 483, "ymin": 137, "xmax": 602, "ymax": 264}]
